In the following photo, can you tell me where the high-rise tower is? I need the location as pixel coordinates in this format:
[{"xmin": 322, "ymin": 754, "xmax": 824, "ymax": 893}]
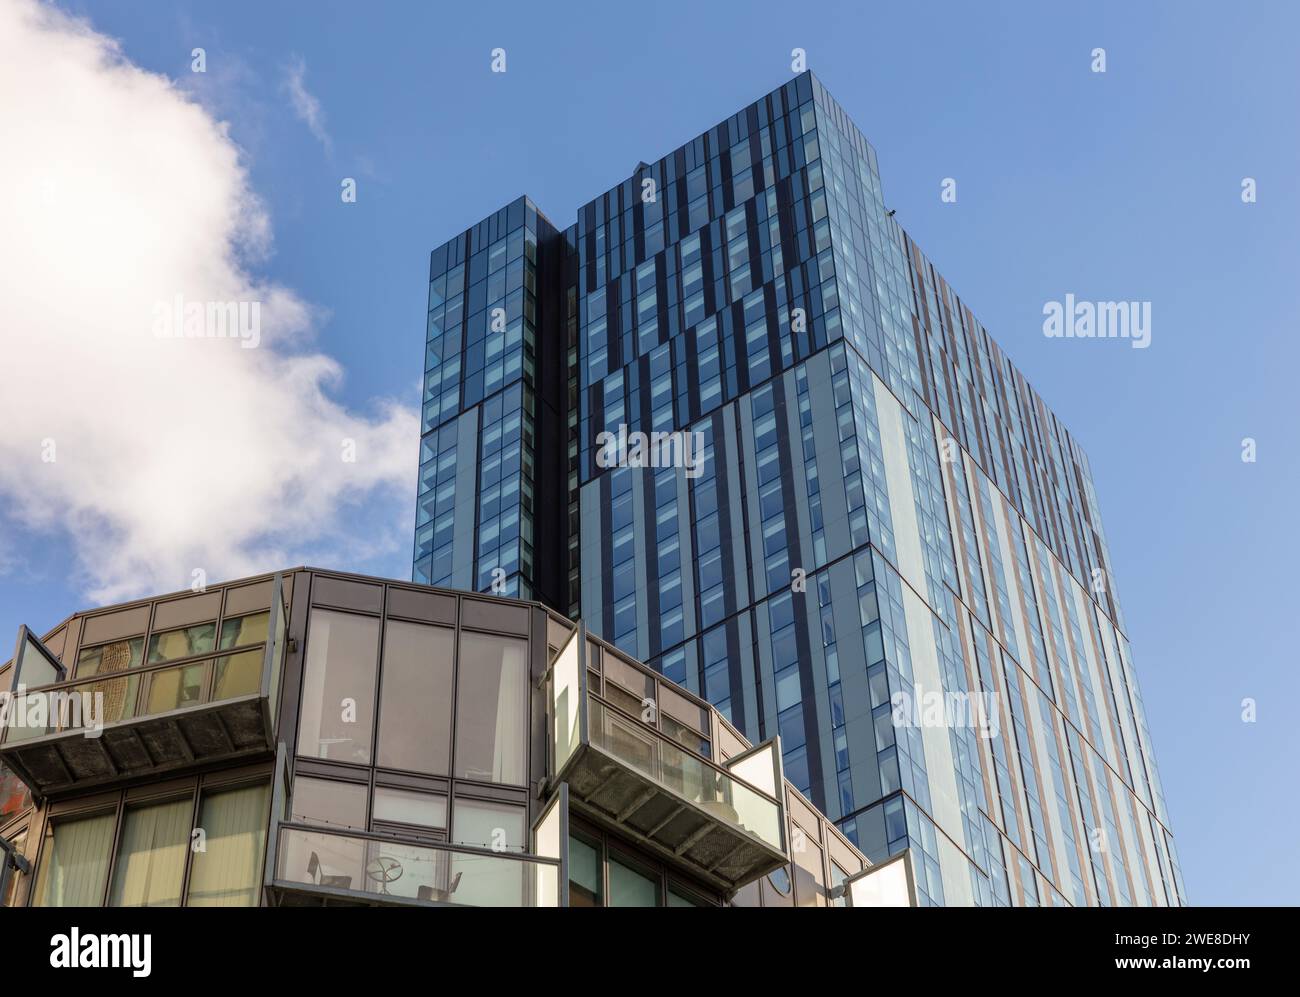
[{"xmin": 412, "ymin": 72, "xmax": 1184, "ymax": 906}]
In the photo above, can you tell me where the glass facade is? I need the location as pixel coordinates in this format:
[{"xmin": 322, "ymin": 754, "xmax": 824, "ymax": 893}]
[
  {"xmin": 24, "ymin": 780, "xmax": 270, "ymax": 908},
  {"xmin": 411, "ymin": 72, "xmax": 1182, "ymax": 906},
  {"xmin": 412, "ymin": 196, "xmax": 565, "ymax": 608}
]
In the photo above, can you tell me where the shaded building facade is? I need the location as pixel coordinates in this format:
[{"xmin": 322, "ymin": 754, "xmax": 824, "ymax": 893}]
[{"xmin": 411, "ymin": 72, "xmax": 1184, "ymax": 906}]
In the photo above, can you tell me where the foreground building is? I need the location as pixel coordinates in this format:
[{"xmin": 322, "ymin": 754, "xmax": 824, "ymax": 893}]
[
  {"xmin": 0, "ymin": 568, "xmax": 909, "ymax": 907},
  {"xmin": 411, "ymin": 71, "xmax": 1184, "ymax": 905}
]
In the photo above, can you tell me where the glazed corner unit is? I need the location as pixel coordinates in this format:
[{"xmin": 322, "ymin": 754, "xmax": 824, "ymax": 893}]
[{"xmin": 0, "ymin": 568, "xmax": 913, "ymax": 908}]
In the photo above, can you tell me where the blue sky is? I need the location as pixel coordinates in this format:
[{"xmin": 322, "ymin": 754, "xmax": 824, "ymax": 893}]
[{"xmin": 4, "ymin": 0, "xmax": 1297, "ymax": 905}]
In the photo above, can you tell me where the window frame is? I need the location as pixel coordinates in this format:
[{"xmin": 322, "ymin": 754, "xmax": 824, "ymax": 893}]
[
  {"xmin": 285, "ymin": 587, "xmax": 541, "ymax": 868},
  {"xmin": 374, "ymin": 619, "xmax": 456, "ymax": 777},
  {"xmin": 566, "ymin": 814, "xmax": 723, "ymax": 909},
  {"xmin": 295, "ymin": 607, "xmax": 383, "ymax": 766},
  {"xmin": 24, "ymin": 769, "xmax": 272, "ymax": 908},
  {"xmin": 0, "ymin": 824, "xmax": 30, "ymax": 907}
]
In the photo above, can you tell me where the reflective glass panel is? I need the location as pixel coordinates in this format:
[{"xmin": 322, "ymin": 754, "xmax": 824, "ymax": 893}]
[
  {"xmin": 452, "ymin": 799, "xmax": 525, "ymax": 853},
  {"xmin": 33, "ymin": 813, "xmax": 115, "ymax": 907},
  {"xmin": 568, "ymin": 834, "xmax": 601, "ymax": 907},
  {"xmin": 186, "ymin": 783, "xmax": 269, "ymax": 907},
  {"xmin": 373, "ymin": 787, "xmax": 446, "ymax": 829},
  {"xmin": 377, "ymin": 621, "xmax": 454, "ymax": 775},
  {"xmin": 109, "ymin": 799, "xmax": 191, "ymax": 907},
  {"xmin": 77, "ymin": 637, "xmax": 144, "ymax": 678},
  {"xmin": 147, "ymin": 624, "xmax": 216, "ymax": 664},
  {"xmin": 219, "ymin": 612, "xmax": 269, "ymax": 650},
  {"xmin": 609, "ymin": 855, "xmax": 658, "ymax": 907},
  {"xmin": 291, "ymin": 776, "xmax": 367, "ymax": 831},
  {"xmin": 453, "ymin": 632, "xmax": 527, "ymax": 784},
  {"xmin": 298, "ymin": 610, "xmax": 379, "ymax": 765}
]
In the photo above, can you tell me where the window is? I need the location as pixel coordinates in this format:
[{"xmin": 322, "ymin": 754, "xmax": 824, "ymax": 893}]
[
  {"xmin": 668, "ymin": 886, "xmax": 704, "ymax": 907},
  {"xmin": 568, "ymin": 834, "xmax": 601, "ymax": 907},
  {"xmin": 767, "ymin": 866, "xmax": 792, "ymax": 894},
  {"xmin": 609, "ymin": 854, "xmax": 658, "ymax": 907},
  {"xmin": 298, "ymin": 610, "xmax": 380, "ymax": 764},
  {"xmin": 561, "ymin": 821, "xmax": 717, "ymax": 909},
  {"xmin": 452, "ymin": 799, "xmax": 525, "ymax": 852},
  {"xmin": 373, "ymin": 787, "xmax": 446, "ymax": 829},
  {"xmin": 291, "ymin": 777, "xmax": 367, "ymax": 830},
  {"xmin": 147, "ymin": 623, "xmax": 215, "ymax": 663},
  {"xmin": 377, "ymin": 621, "xmax": 454, "ymax": 775},
  {"xmin": 109, "ymin": 799, "xmax": 191, "ymax": 907},
  {"xmin": 1, "ymin": 830, "xmax": 27, "ymax": 907},
  {"xmin": 219, "ymin": 611, "xmax": 269, "ymax": 649},
  {"xmin": 187, "ymin": 783, "xmax": 269, "ymax": 907},
  {"xmin": 453, "ymin": 632, "xmax": 527, "ymax": 784},
  {"xmin": 1, "ymin": 760, "xmax": 30, "ymax": 821},
  {"xmin": 792, "ymin": 834, "xmax": 826, "ymax": 907},
  {"xmin": 830, "ymin": 862, "xmax": 850, "ymax": 908},
  {"xmin": 142, "ymin": 662, "xmax": 205, "ymax": 714},
  {"xmin": 76, "ymin": 637, "xmax": 143, "ymax": 677},
  {"xmin": 28, "ymin": 781, "xmax": 270, "ymax": 908},
  {"xmin": 32, "ymin": 813, "xmax": 116, "ymax": 907},
  {"xmin": 212, "ymin": 647, "xmax": 262, "ymax": 700},
  {"xmin": 447, "ymin": 798, "xmax": 528, "ymax": 907}
]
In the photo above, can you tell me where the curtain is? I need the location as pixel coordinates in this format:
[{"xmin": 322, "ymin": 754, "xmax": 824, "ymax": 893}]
[
  {"xmin": 492, "ymin": 641, "xmax": 527, "ymax": 783},
  {"xmin": 34, "ymin": 813, "xmax": 115, "ymax": 906},
  {"xmin": 455, "ymin": 633, "xmax": 527, "ymax": 784},
  {"xmin": 186, "ymin": 783, "xmax": 269, "ymax": 907},
  {"xmin": 297, "ymin": 610, "xmax": 378, "ymax": 764},
  {"xmin": 109, "ymin": 799, "xmax": 190, "ymax": 906}
]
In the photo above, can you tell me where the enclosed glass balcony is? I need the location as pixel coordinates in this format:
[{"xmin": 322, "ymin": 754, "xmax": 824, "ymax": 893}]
[
  {"xmin": 269, "ymin": 825, "xmax": 559, "ymax": 907},
  {"xmin": 0, "ymin": 577, "xmax": 287, "ymax": 797},
  {"xmin": 548, "ymin": 624, "xmax": 788, "ymax": 892}
]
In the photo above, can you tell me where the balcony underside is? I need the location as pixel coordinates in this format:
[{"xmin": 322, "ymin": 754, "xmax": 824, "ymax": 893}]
[
  {"xmin": 266, "ymin": 882, "xmax": 442, "ymax": 908},
  {"xmin": 563, "ymin": 743, "xmax": 787, "ymax": 893},
  {"xmin": 0, "ymin": 696, "xmax": 273, "ymax": 798}
]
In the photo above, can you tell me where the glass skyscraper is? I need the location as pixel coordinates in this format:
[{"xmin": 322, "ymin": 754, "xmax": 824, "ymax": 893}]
[{"xmin": 413, "ymin": 71, "xmax": 1184, "ymax": 906}]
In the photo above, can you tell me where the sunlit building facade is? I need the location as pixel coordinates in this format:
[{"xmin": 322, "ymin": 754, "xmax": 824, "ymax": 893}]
[
  {"xmin": 410, "ymin": 71, "xmax": 1184, "ymax": 906},
  {"xmin": 0, "ymin": 568, "xmax": 907, "ymax": 908}
]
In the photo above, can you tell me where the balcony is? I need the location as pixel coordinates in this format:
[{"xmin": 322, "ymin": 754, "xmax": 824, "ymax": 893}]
[
  {"xmin": 842, "ymin": 850, "xmax": 917, "ymax": 907},
  {"xmin": 0, "ymin": 579, "xmax": 287, "ymax": 798},
  {"xmin": 548, "ymin": 625, "xmax": 788, "ymax": 893},
  {"xmin": 268, "ymin": 825, "xmax": 560, "ymax": 907}
]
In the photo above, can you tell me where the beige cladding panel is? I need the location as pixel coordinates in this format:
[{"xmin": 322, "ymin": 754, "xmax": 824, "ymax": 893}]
[
  {"xmin": 80, "ymin": 605, "xmax": 151, "ymax": 647},
  {"xmin": 152, "ymin": 591, "xmax": 222, "ymax": 632}
]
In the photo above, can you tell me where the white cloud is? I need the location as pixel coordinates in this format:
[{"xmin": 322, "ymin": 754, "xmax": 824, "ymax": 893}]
[
  {"xmin": 0, "ymin": 0, "xmax": 418, "ymax": 602},
  {"xmin": 284, "ymin": 54, "xmax": 331, "ymax": 150}
]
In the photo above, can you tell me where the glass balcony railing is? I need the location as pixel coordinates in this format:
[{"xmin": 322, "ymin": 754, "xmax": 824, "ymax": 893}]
[
  {"xmin": 547, "ymin": 624, "xmax": 787, "ymax": 887},
  {"xmin": 274, "ymin": 825, "xmax": 559, "ymax": 907},
  {"xmin": 2, "ymin": 574, "xmax": 288, "ymax": 750},
  {"xmin": 0, "ymin": 575, "xmax": 288, "ymax": 796},
  {"xmin": 0, "ymin": 646, "xmax": 267, "ymax": 744},
  {"xmin": 587, "ymin": 699, "xmax": 784, "ymax": 853}
]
